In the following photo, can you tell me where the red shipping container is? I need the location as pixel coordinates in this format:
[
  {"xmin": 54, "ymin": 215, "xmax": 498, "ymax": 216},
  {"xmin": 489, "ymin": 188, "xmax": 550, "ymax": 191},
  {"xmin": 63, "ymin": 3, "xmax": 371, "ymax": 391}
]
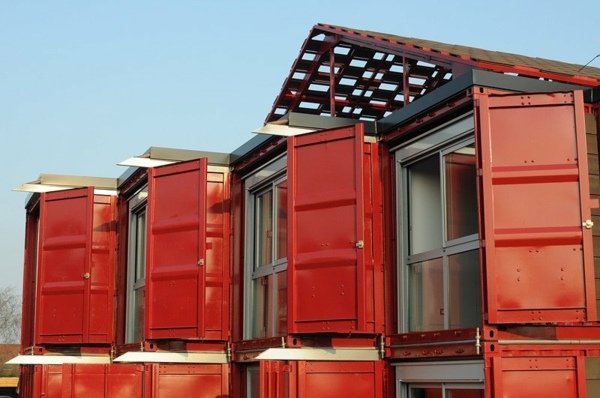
[
  {"xmin": 485, "ymin": 344, "xmax": 600, "ymax": 398},
  {"xmin": 146, "ymin": 363, "xmax": 230, "ymax": 398},
  {"xmin": 18, "ymin": 364, "xmax": 143, "ymax": 398},
  {"xmin": 259, "ymin": 360, "xmax": 384, "ymax": 398}
]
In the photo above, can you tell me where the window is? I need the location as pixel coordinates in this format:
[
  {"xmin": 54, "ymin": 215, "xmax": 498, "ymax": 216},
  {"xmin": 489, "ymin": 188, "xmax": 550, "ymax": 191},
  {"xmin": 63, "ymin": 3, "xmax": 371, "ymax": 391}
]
[
  {"xmin": 396, "ymin": 360, "xmax": 484, "ymax": 398},
  {"xmin": 125, "ymin": 186, "xmax": 147, "ymax": 343},
  {"xmin": 407, "ymin": 384, "xmax": 483, "ymax": 398},
  {"xmin": 244, "ymin": 156, "xmax": 287, "ymax": 339},
  {"xmin": 396, "ymin": 115, "xmax": 481, "ymax": 332}
]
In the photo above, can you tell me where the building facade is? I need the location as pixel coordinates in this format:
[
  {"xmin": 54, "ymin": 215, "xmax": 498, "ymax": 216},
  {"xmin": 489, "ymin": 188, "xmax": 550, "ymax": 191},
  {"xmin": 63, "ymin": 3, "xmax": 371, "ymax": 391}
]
[{"xmin": 10, "ymin": 24, "xmax": 600, "ymax": 397}]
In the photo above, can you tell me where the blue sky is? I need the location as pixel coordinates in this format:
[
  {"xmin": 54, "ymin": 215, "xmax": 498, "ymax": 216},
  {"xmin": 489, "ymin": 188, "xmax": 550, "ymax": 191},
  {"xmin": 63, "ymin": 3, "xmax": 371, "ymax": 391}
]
[{"xmin": 1, "ymin": 0, "xmax": 599, "ymax": 291}]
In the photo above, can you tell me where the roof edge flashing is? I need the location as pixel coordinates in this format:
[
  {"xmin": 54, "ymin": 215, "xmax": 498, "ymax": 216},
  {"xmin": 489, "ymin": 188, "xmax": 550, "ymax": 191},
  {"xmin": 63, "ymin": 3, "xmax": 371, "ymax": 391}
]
[{"xmin": 378, "ymin": 69, "xmax": 584, "ymax": 134}]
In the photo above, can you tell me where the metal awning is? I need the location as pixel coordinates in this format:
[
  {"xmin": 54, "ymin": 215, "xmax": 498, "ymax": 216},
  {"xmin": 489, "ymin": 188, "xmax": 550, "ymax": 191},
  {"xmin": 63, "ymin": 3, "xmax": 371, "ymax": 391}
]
[
  {"xmin": 7, "ymin": 354, "xmax": 111, "ymax": 365},
  {"xmin": 13, "ymin": 174, "xmax": 118, "ymax": 195},
  {"xmin": 113, "ymin": 351, "xmax": 228, "ymax": 364},
  {"xmin": 255, "ymin": 347, "xmax": 379, "ymax": 361},
  {"xmin": 118, "ymin": 146, "xmax": 231, "ymax": 168},
  {"xmin": 253, "ymin": 111, "xmax": 376, "ymax": 137}
]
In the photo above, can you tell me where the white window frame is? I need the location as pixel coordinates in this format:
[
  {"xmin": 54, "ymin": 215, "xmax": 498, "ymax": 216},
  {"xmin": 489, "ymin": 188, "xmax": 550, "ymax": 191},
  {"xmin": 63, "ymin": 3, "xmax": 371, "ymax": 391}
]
[
  {"xmin": 243, "ymin": 155, "xmax": 287, "ymax": 340},
  {"xmin": 395, "ymin": 114, "xmax": 481, "ymax": 333},
  {"xmin": 125, "ymin": 185, "xmax": 148, "ymax": 343}
]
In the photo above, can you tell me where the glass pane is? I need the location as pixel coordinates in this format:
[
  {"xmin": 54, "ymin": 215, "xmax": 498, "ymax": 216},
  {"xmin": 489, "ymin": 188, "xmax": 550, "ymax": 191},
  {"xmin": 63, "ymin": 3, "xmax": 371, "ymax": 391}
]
[
  {"xmin": 408, "ymin": 154, "xmax": 442, "ymax": 254},
  {"xmin": 134, "ymin": 209, "xmax": 146, "ymax": 281},
  {"xmin": 256, "ymin": 190, "xmax": 273, "ymax": 267},
  {"xmin": 409, "ymin": 258, "xmax": 444, "ymax": 332},
  {"xmin": 448, "ymin": 250, "xmax": 482, "ymax": 329},
  {"xmin": 410, "ymin": 387, "xmax": 443, "ymax": 398},
  {"xmin": 444, "ymin": 144, "xmax": 477, "ymax": 240},
  {"xmin": 132, "ymin": 286, "xmax": 145, "ymax": 342},
  {"xmin": 252, "ymin": 274, "xmax": 274, "ymax": 338},
  {"xmin": 246, "ymin": 365, "xmax": 260, "ymax": 398},
  {"xmin": 446, "ymin": 389, "xmax": 484, "ymax": 398},
  {"xmin": 276, "ymin": 270, "xmax": 287, "ymax": 335},
  {"xmin": 276, "ymin": 180, "xmax": 288, "ymax": 260}
]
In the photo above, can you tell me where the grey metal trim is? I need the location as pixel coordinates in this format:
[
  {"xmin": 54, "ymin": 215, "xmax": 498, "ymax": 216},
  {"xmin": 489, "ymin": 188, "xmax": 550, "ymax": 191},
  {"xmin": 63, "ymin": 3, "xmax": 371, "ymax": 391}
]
[
  {"xmin": 120, "ymin": 146, "xmax": 231, "ymax": 167},
  {"xmin": 378, "ymin": 69, "xmax": 584, "ymax": 134},
  {"xmin": 230, "ymin": 134, "xmax": 274, "ymax": 164},
  {"xmin": 287, "ymin": 112, "xmax": 376, "ymax": 134},
  {"xmin": 394, "ymin": 360, "xmax": 484, "ymax": 383}
]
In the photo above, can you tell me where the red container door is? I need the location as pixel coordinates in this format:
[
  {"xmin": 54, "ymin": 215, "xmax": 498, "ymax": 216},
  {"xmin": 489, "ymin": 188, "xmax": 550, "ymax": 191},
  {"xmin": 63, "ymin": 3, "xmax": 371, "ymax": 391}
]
[
  {"xmin": 477, "ymin": 91, "xmax": 596, "ymax": 323},
  {"xmin": 36, "ymin": 188, "xmax": 94, "ymax": 344},
  {"xmin": 88, "ymin": 195, "xmax": 116, "ymax": 343},
  {"xmin": 297, "ymin": 361, "xmax": 384, "ymax": 398},
  {"xmin": 149, "ymin": 363, "xmax": 229, "ymax": 398},
  {"xmin": 66, "ymin": 364, "xmax": 143, "ymax": 398},
  {"xmin": 288, "ymin": 125, "xmax": 372, "ymax": 333},
  {"xmin": 146, "ymin": 159, "xmax": 208, "ymax": 339}
]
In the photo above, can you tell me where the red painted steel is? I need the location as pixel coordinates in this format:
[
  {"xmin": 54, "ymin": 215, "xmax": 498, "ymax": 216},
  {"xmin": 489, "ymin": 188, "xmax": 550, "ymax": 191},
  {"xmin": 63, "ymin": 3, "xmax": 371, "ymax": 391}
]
[
  {"xmin": 65, "ymin": 364, "xmax": 143, "ymax": 397},
  {"xmin": 259, "ymin": 360, "xmax": 384, "ymax": 398},
  {"xmin": 287, "ymin": 124, "xmax": 383, "ymax": 334},
  {"xmin": 146, "ymin": 159, "xmax": 208, "ymax": 339},
  {"xmin": 204, "ymin": 169, "xmax": 231, "ymax": 340},
  {"xmin": 146, "ymin": 159, "xmax": 231, "ymax": 340},
  {"xmin": 20, "ymin": 364, "xmax": 143, "ymax": 398},
  {"xmin": 22, "ymin": 200, "xmax": 40, "ymax": 350},
  {"xmin": 476, "ymin": 91, "xmax": 597, "ymax": 324},
  {"xmin": 147, "ymin": 363, "xmax": 229, "ymax": 398},
  {"xmin": 88, "ymin": 195, "xmax": 117, "ymax": 343},
  {"xmin": 35, "ymin": 187, "xmax": 115, "ymax": 344}
]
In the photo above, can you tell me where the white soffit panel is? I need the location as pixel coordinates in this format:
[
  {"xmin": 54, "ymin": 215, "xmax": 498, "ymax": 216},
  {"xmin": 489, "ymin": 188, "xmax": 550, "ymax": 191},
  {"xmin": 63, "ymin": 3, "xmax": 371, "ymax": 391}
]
[
  {"xmin": 114, "ymin": 351, "xmax": 228, "ymax": 364},
  {"xmin": 256, "ymin": 347, "xmax": 379, "ymax": 361},
  {"xmin": 252, "ymin": 124, "xmax": 317, "ymax": 137},
  {"xmin": 117, "ymin": 157, "xmax": 175, "ymax": 168},
  {"xmin": 7, "ymin": 355, "xmax": 110, "ymax": 365}
]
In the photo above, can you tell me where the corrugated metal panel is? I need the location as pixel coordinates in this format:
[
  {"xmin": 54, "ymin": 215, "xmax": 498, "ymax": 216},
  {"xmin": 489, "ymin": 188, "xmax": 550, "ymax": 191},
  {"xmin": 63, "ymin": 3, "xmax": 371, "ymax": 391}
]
[
  {"xmin": 146, "ymin": 159, "xmax": 208, "ymax": 339},
  {"xmin": 477, "ymin": 91, "xmax": 596, "ymax": 323},
  {"xmin": 287, "ymin": 124, "xmax": 381, "ymax": 333},
  {"xmin": 36, "ymin": 188, "xmax": 94, "ymax": 344}
]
